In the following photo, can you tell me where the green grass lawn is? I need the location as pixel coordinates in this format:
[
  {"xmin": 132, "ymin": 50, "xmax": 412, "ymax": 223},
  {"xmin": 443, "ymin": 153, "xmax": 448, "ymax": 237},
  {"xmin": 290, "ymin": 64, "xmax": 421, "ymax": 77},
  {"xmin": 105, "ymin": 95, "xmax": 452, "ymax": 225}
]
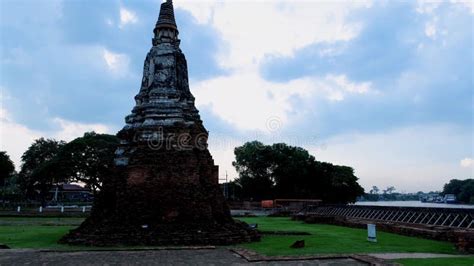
[
  {"xmin": 0, "ymin": 217, "xmax": 81, "ymax": 249},
  {"xmin": 394, "ymin": 257, "xmax": 474, "ymax": 266},
  {"xmin": 0, "ymin": 225, "xmax": 73, "ymax": 249},
  {"xmin": 237, "ymin": 217, "xmax": 459, "ymax": 256},
  {"xmin": 0, "ymin": 216, "xmax": 462, "ymax": 257}
]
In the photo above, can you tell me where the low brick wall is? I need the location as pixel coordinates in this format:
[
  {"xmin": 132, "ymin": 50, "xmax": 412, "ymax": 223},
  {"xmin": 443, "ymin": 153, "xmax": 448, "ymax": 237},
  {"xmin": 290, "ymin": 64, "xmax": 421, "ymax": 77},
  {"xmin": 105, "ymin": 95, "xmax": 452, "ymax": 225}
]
[{"xmin": 0, "ymin": 210, "xmax": 89, "ymax": 218}]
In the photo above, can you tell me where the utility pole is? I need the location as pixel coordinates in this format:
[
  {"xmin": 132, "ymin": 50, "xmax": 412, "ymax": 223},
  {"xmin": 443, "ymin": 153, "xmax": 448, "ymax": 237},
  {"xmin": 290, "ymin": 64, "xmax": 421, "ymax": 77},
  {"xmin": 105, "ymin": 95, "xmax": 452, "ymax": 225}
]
[
  {"xmin": 225, "ymin": 171, "xmax": 228, "ymax": 200},
  {"xmin": 219, "ymin": 171, "xmax": 228, "ymax": 200},
  {"xmin": 219, "ymin": 171, "xmax": 229, "ymax": 200}
]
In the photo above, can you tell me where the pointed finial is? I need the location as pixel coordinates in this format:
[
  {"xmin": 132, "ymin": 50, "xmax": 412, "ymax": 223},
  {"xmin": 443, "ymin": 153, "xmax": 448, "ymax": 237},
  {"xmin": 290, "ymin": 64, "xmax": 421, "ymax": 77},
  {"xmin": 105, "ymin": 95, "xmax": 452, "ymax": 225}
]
[
  {"xmin": 155, "ymin": 0, "xmax": 177, "ymax": 32},
  {"xmin": 152, "ymin": 0, "xmax": 179, "ymax": 46}
]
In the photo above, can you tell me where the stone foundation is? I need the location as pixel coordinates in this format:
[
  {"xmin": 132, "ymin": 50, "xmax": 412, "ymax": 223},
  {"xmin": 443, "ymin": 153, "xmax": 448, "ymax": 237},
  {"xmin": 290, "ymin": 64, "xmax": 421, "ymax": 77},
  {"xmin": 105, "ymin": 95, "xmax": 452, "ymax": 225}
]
[
  {"xmin": 60, "ymin": 149, "xmax": 260, "ymax": 246},
  {"xmin": 61, "ymin": 220, "xmax": 258, "ymax": 246}
]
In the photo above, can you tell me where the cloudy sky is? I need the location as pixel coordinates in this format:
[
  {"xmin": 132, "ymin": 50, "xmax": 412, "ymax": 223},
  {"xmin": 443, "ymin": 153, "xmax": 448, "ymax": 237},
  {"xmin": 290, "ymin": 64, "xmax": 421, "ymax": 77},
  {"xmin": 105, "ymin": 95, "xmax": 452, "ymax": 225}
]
[{"xmin": 0, "ymin": 0, "xmax": 472, "ymax": 192}]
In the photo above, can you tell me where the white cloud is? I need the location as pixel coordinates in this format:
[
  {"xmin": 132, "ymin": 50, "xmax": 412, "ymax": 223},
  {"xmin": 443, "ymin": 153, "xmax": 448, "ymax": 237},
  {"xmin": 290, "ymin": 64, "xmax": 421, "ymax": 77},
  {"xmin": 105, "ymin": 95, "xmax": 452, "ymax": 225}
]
[
  {"xmin": 321, "ymin": 75, "xmax": 372, "ymax": 101},
  {"xmin": 119, "ymin": 7, "xmax": 138, "ymax": 28},
  {"xmin": 460, "ymin": 158, "xmax": 474, "ymax": 168},
  {"xmin": 0, "ymin": 108, "xmax": 41, "ymax": 170},
  {"xmin": 450, "ymin": 0, "xmax": 474, "ymax": 13},
  {"xmin": 462, "ymin": 1, "xmax": 474, "ymax": 13},
  {"xmin": 51, "ymin": 118, "xmax": 110, "ymax": 142},
  {"xmin": 425, "ymin": 21, "xmax": 437, "ymax": 38},
  {"xmin": 416, "ymin": 0, "xmax": 441, "ymax": 14},
  {"xmin": 310, "ymin": 124, "xmax": 473, "ymax": 192},
  {"xmin": 194, "ymin": 73, "xmax": 291, "ymax": 132},
  {"xmin": 176, "ymin": 1, "xmax": 374, "ymax": 132},
  {"xmin": 102, "ymin": 48, "xmax": 130, "ymax": 75},
  {"xmin": 105, "ymin": 18, "xmax": 114, "ymax": 26},
  {"xmin": 208, "ymin": 123, "xmax": 473, "ymax": 190},
  {"xmin": 424, "ymin": 14, "xmax": 440, "ymax": 40},
  {"xmin": 0, "ymin": 47, "xmax": 32, "ymax": 67},
  {"xmin": 0, "ymin": 107, "xmax": 113, "ymax": 170},
  {"xmin": 208, "ymin": 136, "xmax": 245, "ymax": 181},
  {"xmin": 176, "ymin": 0, "xmax": 369, "ymax": 70},
  {"xmin": 193, "ymin": 73, "xmax": 372, "ymax": 131},
  {"xmin": 174, "ymin": 0, "xmax": 218, "ymax": 24}
]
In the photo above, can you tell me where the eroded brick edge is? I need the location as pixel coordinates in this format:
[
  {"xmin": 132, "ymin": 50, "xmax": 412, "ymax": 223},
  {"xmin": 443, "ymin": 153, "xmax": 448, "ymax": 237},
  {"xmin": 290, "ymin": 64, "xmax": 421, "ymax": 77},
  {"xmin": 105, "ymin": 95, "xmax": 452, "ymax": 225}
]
[{"xmin": 230, "ymin": 248, "xmax": 399, "ymax": 266}]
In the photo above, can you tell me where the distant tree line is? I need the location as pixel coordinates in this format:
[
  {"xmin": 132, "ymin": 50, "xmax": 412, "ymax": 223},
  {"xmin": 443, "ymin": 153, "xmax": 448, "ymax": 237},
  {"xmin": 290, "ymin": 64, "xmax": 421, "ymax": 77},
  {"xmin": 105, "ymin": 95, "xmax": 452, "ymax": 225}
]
[
  {"xmin": 361, "ymin": 179, "xmax": 474, "ymax": 204},
  {"xmin": 228, "ymin": 141, "xmax": 365, "ymax": 204},
  {"xmin": 362, "ymin": 186, "xmax": 434, "ymax": 201},
  {"xmin": 0, "ymin": 151, "xmax": 15, "ymax": 186},
  {"xmin": 7, "ymin": 135, "xmax": 469, "ymax": 206},
  {"xmin": 0, "ymin": 151, "xmax": 19, "ymax": 202},
  {"xmin": 443, "ymin": 179, "xmax": 474, "ymax": 204},
  {"xmin": 0, "ymin": 132, "xmax": 119, "ymax": 206}
]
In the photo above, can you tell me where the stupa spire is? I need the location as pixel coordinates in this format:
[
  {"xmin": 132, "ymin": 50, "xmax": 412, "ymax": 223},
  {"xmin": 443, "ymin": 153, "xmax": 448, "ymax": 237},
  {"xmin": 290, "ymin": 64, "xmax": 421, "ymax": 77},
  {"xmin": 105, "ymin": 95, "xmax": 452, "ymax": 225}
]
[{"xmin": 153, "ymin": 0, "xmax": 179, "ymax": 45}]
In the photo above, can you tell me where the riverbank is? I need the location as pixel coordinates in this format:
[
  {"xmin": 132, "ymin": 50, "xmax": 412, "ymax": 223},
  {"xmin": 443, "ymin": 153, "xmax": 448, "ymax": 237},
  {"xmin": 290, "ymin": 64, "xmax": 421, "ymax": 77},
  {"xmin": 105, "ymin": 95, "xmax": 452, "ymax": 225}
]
[{"xmin": 354, "ymin": 201, "xmax": 474, "ymax": 209}]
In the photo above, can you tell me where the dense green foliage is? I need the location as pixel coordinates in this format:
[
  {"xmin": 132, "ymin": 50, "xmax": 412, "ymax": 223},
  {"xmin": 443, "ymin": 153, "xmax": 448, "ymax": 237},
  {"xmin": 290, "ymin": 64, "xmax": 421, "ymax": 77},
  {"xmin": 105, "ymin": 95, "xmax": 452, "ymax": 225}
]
[
  {"xmin": 232, "ymin": 141, "xmax": 364, "ymax": 203},
  {"xmin": 18, "ymin": 138, "xmax": 66, "ymax": 203},
  {"xmin": 0, "ymin": 151, "xmax": 15, "ymax": 186},
  {"xmin": 443, "ymin": 179, "xmax": 474, "ymax": 204},
  {"xmin": 0, "ymin": 174, "xmax": 22, "ymax": 202},
  {"xmin": 237, "ymin": 217, "xmax": 457, "ymax": 255},
  {"xmin": 394, "ymin": 257, "xmax": 474, "ymax": 266},
  {"xmin": 0, "ymin": 151, "xmax": 21, "ymax": 201},
  {"xmin": 15, "ymin": 133, "xmax": 119, "ymax": 202},
  {"xmin": 50, "ymin": 132, "xmax": 119, "ymax": 194}
]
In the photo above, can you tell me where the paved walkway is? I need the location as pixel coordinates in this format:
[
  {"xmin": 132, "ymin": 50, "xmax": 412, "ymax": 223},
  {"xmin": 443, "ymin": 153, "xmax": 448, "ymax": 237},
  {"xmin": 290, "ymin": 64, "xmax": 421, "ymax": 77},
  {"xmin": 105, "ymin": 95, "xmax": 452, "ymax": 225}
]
[
  {"xmin": 0, "ymin": 249, "xmax": 367, "ymax": 265},
  {"xmin": 368, "ymin": 252, "xmax": 471, "ymax": 260}
]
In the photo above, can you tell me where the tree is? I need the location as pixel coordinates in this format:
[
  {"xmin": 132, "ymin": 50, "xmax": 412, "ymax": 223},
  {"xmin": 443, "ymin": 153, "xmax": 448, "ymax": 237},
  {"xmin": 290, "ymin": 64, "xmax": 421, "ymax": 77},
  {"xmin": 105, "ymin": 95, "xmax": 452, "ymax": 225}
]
[
  {"xmin": 0, "ymin": 151, "xmax": 21, "ymax": 203},
  {"xmin": 232, "ymin": 141, "xmax": 275, "ymax": 200},
  {"xmin": 51, "ymin": 132, "xmax": 119, "ymax": 194},
  {"xmin": 0, "ymin": 151, "xmax": 15, "ymax": 186},
  {"xmin": 370, "ymin": 186, "xmax": 379, "ymax": 194},
  {"xmin": 232, "ymin": 141, "xmax": 365, "ymax": 203},
  {"xmin": 383, "ymin": 186, "xmax": 396, "ymax": 194},
  {"xmin": 320, "ymin": 163, "xmax": 364, "ymax": 203},
  {"xmin": 443, "ymin": 179, "xmax": 474, "ymax": 204},
  {"xmin": 443, "ymin": 179, "xmax": 465, "ymax": 196},
  {"xmin": 0, "ymin": 173, "xmax": 23, "ymax": 202},
  {"xmin": 18, "ymin": 138, "xmax": 66, "ymax": 203},
  {"xmin": 270, "ymin": 143, "xmax": 317, "ymax": 199}
]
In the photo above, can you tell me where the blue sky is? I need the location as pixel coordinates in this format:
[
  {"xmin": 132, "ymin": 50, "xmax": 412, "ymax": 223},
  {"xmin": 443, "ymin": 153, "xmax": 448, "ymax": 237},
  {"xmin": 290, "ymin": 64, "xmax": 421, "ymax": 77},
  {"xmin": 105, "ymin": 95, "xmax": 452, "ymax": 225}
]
[{"xmin": 0, "ymin": 0, "xmax": 472, "ymax": 192}]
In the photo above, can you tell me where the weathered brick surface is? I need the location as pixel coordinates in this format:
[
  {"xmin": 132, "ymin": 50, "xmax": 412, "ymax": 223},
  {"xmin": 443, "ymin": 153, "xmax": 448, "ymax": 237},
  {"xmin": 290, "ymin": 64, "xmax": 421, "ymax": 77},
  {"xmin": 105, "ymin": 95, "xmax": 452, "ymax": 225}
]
[
  {"xmin": 231, "ymin": 248, "xmax": 386, "ymax": 265},
  {"xmin": 0, "ymin": 249, "xmax": 373, "ymax": 265},
  {"xmin": 60, "ymin": 1, "xmax": 258, "ymax": 246}
]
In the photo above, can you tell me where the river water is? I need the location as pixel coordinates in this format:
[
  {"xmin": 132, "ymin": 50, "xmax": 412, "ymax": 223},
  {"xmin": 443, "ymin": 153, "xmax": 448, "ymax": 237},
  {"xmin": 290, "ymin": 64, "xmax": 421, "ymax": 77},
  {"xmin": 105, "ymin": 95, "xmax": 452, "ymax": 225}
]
[{"xmin": 354, "ymin": 200, "xmax": 474, "ymax": 209}]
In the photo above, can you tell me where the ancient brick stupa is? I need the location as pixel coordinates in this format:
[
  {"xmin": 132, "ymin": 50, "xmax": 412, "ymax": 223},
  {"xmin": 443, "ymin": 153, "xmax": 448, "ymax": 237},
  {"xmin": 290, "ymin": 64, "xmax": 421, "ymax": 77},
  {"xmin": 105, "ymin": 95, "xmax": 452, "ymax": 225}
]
[{"xmin": 61, "ymin": 0, "xmax": 259, "ymax": 246}]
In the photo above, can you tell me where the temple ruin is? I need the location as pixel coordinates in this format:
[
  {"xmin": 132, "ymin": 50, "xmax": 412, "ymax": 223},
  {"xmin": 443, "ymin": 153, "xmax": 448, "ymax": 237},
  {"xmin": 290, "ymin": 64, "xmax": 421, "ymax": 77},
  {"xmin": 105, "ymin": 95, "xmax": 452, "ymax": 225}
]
[{"xmin": 60, "ymin": 0, "xmax": 259, "ymax": 246}]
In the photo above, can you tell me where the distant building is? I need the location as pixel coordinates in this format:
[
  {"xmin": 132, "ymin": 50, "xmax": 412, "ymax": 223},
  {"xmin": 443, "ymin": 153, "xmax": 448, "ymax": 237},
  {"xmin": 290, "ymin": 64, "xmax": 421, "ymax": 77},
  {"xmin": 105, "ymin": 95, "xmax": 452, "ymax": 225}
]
[
  {"xmin": 444, "ymin": 194, "xmax": 457, "ymax": 204},
  {"xmin": 48, "ymin": 184, "xmax": 93, "ymax": 203},
  {"xmin": 263, "ymin": 199, "xmax": 322, "ymax": 211}
]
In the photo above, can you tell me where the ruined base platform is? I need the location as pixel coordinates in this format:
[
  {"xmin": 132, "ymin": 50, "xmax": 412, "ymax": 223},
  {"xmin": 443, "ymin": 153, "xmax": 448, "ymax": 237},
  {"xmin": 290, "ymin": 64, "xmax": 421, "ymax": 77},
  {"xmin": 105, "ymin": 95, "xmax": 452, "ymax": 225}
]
[
  {"xmin": 60, "ymin": 220, "xmax": 259, "ymax": 246},
  {"xmin": 59, "ymin": 161, "xmax": 260, "ymax": 246}
]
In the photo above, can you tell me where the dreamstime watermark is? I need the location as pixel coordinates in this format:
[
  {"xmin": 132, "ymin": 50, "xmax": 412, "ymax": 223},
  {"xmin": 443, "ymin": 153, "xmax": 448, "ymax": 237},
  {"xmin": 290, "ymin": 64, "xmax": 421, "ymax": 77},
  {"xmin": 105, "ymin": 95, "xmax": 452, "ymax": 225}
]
[
  {"xmin": 143, "ymin": 127, "xmax": 208, "ymax": 151},
  {"xmin": 138, "ymin": 116, "xmax": 328, "ymax": 152},
  {"xmin": 266, "ymin": 116, "xmax": 282, "ymax": 132}
]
